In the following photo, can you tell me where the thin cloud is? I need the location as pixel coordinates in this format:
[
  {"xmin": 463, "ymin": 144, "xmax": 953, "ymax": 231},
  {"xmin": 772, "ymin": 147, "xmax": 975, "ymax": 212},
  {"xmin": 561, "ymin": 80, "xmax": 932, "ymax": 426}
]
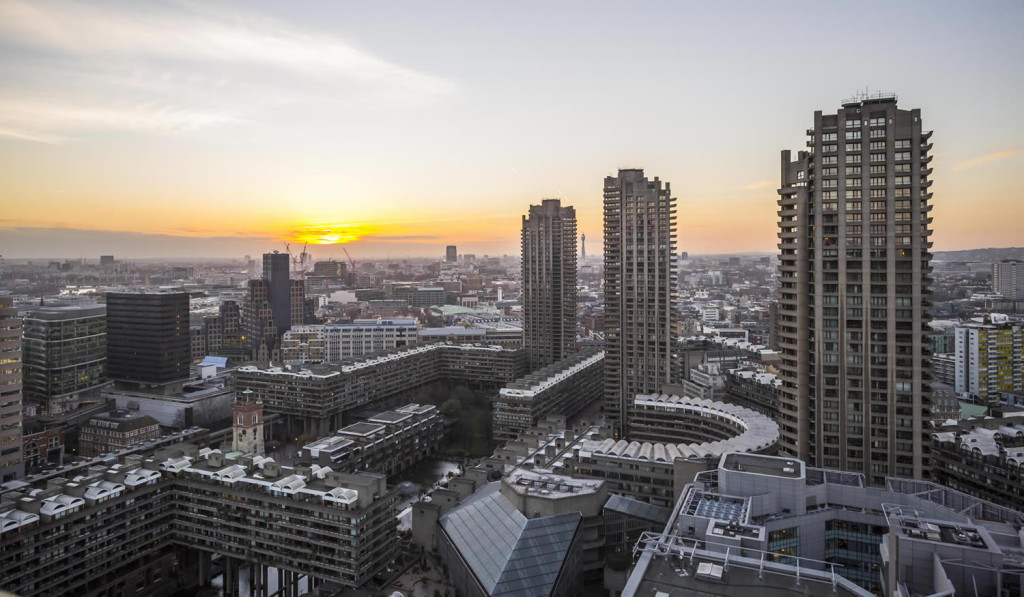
[
  {"xmin": 0, "ymin": 99, "xmax": 240, "ymax": 143},
  {"xmin": 953, "ymin": 149, "xmax": 1020, "ymax": 172},
  {"xmin": 741, "ymin": 180, "xmax": 775, "ymax": 190},
  {"xmin": 0, "ymin": 1, "xmax": 454, "ymax": 94},
  {"xmin": 0, "ymin": 1, "xmax": 454, "ymax": 142},
  {"xmin": 0, "ymin": 126, "xmax": 67, "ymax": 145}
]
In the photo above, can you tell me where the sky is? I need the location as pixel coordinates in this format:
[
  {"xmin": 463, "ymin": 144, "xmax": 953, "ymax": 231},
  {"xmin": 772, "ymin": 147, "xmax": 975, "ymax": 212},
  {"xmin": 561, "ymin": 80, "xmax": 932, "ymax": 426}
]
[{"xmin": 1, "ymin": 0, "xmax": 1022, "ymax": 261}]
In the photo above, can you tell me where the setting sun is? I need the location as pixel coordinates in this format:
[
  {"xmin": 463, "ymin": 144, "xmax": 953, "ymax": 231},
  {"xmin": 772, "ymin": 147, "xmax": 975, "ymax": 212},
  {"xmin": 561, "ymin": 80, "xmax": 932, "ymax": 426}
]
[{"xmin": 287, "ymin": 224, "xmax": 374, "ymax": 246}]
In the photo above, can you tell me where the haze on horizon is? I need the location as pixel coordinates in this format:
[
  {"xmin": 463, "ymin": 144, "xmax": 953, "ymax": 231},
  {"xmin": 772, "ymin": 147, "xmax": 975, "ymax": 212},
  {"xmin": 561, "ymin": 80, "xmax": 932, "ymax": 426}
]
[{"xmin": 1, "ymin": 0, "xmax": 1022, "ymax": 261}]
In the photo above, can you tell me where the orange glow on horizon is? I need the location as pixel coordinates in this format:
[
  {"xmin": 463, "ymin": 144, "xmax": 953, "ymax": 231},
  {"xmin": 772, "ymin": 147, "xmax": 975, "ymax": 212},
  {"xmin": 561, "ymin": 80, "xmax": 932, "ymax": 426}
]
[{"xmin": 285, "ymin": 223, "xmax": 377, "ymax": 246}]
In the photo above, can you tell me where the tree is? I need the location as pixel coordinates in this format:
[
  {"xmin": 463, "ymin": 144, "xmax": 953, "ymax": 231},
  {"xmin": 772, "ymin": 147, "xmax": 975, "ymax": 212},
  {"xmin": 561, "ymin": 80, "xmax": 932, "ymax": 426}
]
[{"xmin": 439, "ymin": 398, "xmax": 461, "ymax": 418}]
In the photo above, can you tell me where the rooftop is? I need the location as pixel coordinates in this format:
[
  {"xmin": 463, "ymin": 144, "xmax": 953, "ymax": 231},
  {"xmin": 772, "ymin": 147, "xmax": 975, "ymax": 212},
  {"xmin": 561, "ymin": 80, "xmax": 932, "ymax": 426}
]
[
  {"xmin": 721, "ymin": 453, "xmax": 802, "ymax": 479},
  {"xmin": 339, "ymin": 422, "xmax": 385, "ymax": 437},
  {"xmin": 25, "ymin": 304, "xmax": 106, "ymax": 320}
]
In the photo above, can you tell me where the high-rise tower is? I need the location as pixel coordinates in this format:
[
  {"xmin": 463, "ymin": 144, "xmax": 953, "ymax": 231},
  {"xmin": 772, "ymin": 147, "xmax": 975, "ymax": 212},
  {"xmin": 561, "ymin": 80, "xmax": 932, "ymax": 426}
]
[
  {"xmin": 263, "ymin": 252, "xmax": 291, "ymax": 338},
  {"xmin": 106, "ymin": 292, "xmax": 190, "ymax": 387},
  {"xmin": 244, "ymin": 252, "xmax": 306, "ymax": 361},
  {"xmin": 603, "ymin": 169, "xmax": 677, "ymax": 439},
  {"xmin": 521, "ymin": 199, "xmax": 578, "ymax": 371},
  {"xmin": 776, "ymin": 94, "xmax": 933, "ymax": 484},
  {"xmin": 0, "ymin": 292, "xmax": 23, "ymax": 481}
]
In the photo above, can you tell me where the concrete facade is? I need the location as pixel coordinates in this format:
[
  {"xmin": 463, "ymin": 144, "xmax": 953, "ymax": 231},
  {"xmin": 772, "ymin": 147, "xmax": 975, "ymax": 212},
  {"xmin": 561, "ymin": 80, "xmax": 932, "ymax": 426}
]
[
  {"xmin": 521, "ymin": 198, "xmax": 578, "ymax": 371},
  {"xmin": 603, "ymin": 169, "xmax": 678, "ymax": 439},
  {"xmin": 235, "ymin": 343, "xmax": 526, "ymax": 438},
  {"xmin": 493, "ymin": 350, "xmax": 603, "ymax": 442},
  {"xmin": 776, "ymin": 95, "xmax": 934, "ymax": 483},
  {"xmin": 0, "ymin": 447, "xmax": 398, "ymax": 596}
]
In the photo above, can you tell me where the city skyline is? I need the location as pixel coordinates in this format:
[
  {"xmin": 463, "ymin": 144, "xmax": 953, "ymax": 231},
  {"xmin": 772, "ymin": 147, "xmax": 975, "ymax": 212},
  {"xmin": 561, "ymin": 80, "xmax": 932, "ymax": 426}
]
[{"xmin": 2, "ymin": 1, "xmax": 1023, "ymax": 259}]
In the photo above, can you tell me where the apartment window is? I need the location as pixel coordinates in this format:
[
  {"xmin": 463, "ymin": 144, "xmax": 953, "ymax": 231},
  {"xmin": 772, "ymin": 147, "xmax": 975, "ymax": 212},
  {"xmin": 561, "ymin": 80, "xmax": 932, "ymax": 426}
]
[
  {"xmin": 869, "ymin": 128, "xmax": 886, "ymax": 139},
  {"xmin": 823, "ymin": 144, "xmax": 838, "ymax": 153},
  {"xmin": 846, "ymin": 213, "xmax": 862, "ymax": 222},
  {"xmin": 845, "ymin": 178, "xmax": 860, "ymax": 187},
  {"xmin": 846, "ymin": 119, "xmax": 861, "ymax": 128},
  {"xmin": 869, "ymin": 141, "xmax": 886, "ymax": 150},
  {"xmin": 895, "ymin": 151, "xmax": 911, "ymax": 161},
  {"xmin": 870, "ymin": 165, "xmax": 886, "ymax": 174},
  {"xmin": 869, "ymin": 117, "xmax": 885, "ymax": 127},
  {"xmin": 823, "ymin": 156, "xmax": 838, "ymax": 165},
  {"xmin": 845, "ymin": 189, "xmax": 862, "ymax": 199},
  {"xmin": 846, "ymin": 201, "xmax": 862, "ymax": 212},
  {"xmin": 822, "ymin": 167, "xmax": 838, "ymax": 176},
  {"xmin": 894, "ymin": 176, "xmax": 911, "ymax": 186},
  {"xmin": 894, "ymin": 139, "xmax": 911, "ymax": 149},
  {"xmin": 845, "ymin": 165, "xmax": 861, "ymax": 176},
  {"xmin": 846, "ymin": 154, "xmax": 861, "ymax": 164},
  {"xmin": 822, "ymin": 132, "xmax": 838, "ymax": 141},
  {"xmin": 870, "ymin": 153, "xmax": 886, "ymax": 163},
  {"xmin": 869, "ymin": 177, "xmax": 886, "ymax": 186},
  {"xmin": 847, "ymin": 143, "xmax": 861, "ymax": 152},
  {"xmin": 846, "ymin": 130, "xmax": 861, "ymax": 140}
]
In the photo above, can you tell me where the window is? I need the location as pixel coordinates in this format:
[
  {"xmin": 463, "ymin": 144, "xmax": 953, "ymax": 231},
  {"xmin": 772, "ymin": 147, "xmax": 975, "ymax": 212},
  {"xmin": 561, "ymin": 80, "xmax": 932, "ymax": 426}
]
[
  {"xmin": 846, "ymin": 119, "xmax": 861, "ymax": 128},
  {"xmin": 847, "ymin": 143, "xmax": 861, "ymax": 152},
  {"xmin": 846, "ymin": 154, "xmax": 861, "ymax": 164},
  {"xmin": 870, "ymin": 152, "xmax": 886, "ymax": 163},
  {"xmin": 822, "ymin": 132, "xmax": 837, "ymax": 141},
  {"xmin": 869, "ymin": 141, "xmax": 886, "ymax": 150},
  {"xmin": 894, "ymin": 139, "xmax": 911, "ymax": 149},
  {"xmin": 252, "ymin": 413, "xmax": 259, "ymax": 425},
  {"xmin": 846, "ymin": 201, "xmax": 861, "ymax": 211},
  {"xmin": 823, "ymin": 144, "xmax": 837, "ymax": 153},
  {"xmin": 846, "ymin": 130, "xmax": 861, "ymax": 140},
  {"xmin": 237, "ymin": 414, "xmax": 243, "ymax": 425},
  {"xmin": 895, "ymin": 151, "xmax": 911, "ymax": 161}
]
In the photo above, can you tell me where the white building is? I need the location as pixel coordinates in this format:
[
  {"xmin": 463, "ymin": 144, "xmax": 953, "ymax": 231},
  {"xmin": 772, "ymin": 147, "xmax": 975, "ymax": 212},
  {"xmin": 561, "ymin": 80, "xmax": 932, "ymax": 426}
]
[
  {"xmin": 993, "ymin": 260, "xmax": 1023, "ymax": 300},
  {"xmin": 281, "ymin": 319, "xmax": 419, "ymax": 363}
]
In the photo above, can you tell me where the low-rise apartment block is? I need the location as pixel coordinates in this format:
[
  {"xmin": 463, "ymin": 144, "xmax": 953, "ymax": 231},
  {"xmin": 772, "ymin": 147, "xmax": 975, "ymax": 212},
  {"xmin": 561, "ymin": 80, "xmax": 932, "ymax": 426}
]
[
  {"xmin": 493, "ymin": 350, "xmax": 603, "ymax": 442},
  {"xmin": 235, "ymin": 343, "xmax": 526, "ymax": 438}
]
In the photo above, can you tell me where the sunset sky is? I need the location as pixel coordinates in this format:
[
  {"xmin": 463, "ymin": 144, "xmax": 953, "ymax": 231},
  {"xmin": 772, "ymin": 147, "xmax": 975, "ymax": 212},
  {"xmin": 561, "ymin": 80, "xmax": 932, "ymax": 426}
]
[{"xmin": 1, "ymin": 1, "xmax": 1022, "ymax": 260}]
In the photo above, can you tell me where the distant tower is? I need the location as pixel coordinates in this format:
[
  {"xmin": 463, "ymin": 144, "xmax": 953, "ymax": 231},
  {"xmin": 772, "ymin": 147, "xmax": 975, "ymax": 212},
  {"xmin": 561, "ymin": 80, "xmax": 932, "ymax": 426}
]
[
  {"xmin": 445, "ymin": 245, "xmax": 458, "ymax": 263},
  {"xmin": 581, "ymin": 234, "xmax": 586, "ymax": 261},
  {"xmin": 522, "ymin": 199, "xmax": 577, "ymax": 371},
  {"xmin": 232, "ymin": 388, "xmax": 265, "ymax": 456},
  {"xmin": 603, "ymin": 169, "xmax": 677, "ymax": 439}
]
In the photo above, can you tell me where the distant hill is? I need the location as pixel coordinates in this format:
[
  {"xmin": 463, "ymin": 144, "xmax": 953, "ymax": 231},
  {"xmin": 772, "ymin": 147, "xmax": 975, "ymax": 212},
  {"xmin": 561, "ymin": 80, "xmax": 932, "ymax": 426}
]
[{"xmin": 932, "ymin": 248, "xmax": 1024, "ymax": 263}]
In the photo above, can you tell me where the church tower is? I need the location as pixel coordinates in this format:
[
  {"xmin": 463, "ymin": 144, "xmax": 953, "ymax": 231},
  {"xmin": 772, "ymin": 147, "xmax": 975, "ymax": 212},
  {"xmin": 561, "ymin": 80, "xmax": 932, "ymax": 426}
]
[{"xmin": 232, "ymin": 388, "xmax": 264, "ymax": 456}]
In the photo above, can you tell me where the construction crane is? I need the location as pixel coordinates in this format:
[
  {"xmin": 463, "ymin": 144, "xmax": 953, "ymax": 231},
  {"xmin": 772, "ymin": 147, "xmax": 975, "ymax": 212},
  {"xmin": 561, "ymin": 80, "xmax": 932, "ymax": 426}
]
[
  {"xmin": 341, "ymin": 246, "xmax": 356, "ymax": 273},
  {"xmin": 284, "ymin": 242, "xmax": 311, "ymax": 280}
]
